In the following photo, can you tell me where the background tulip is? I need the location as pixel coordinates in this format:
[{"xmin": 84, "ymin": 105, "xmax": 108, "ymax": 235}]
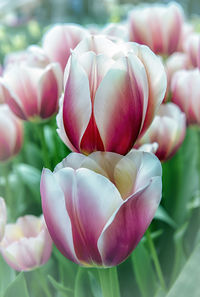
[
  {"xmin": 0, "ymin": 198, "xmax": 7, "ymax": 242},
  {"xmin": 0, "ymin": 215, "xmax": 52, "ymax": 271},
  {"xmin": 57, "ymin": 36, "xmax": 166, "ymax": 155},
  {"xmin": 41, "ymin": 150, "xmax": 162, "ymax": 267},
  {"xmin": 0, "ymin": 104, "xmax": 23, "ymax": 162},
  {"xmin": 135, "ymin": 103, "xmax": 186, "ymax": 161},
  {"xmin": 171, "ymin": 69, "xmax": 200, "ymax": 125},
  {"xmin": 183, "ymin": 33, "xmax": 200, "ymax": 69},
  {"xmin": 129, "ymin": 2, "xmax": 184, "ymax": 55},
  {"xmin": 3, "ymin": 61, "xmax": 62, "ymax": 121},
  {"xmin": 42, "ymin": 24, "xmax": 89, "ymax": 72}
]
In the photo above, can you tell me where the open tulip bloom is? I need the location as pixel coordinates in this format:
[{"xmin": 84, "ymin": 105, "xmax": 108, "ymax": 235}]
[
  {"xmin": 41, "ymin": 150, "xmax": 162, "ymax": 267},
  {"xmin": 57, "ymin": 35, "xmax": 167, "ymax": 155}
]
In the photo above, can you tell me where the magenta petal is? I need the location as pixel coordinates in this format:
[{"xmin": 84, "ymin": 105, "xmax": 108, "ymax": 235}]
[
  {"xmin": 97, "ymin": 176, "xmax": 162, "ymax": 266},
  {"xmin": 40, "ymin": 169, "xmax": 80, "ymax": 264},
  {"xmin": 55, "ymin": 167, "xmax": 122, "ymax": 265}
]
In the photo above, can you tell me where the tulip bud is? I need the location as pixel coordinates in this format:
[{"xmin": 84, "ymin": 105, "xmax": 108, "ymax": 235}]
[
  {"xmin": 183, "ymin": 33, "xmax": 200, "ymax": 69},
  {"xmin": 42, "ymin": 24, "xmax": 89, "ymax": 72},
  {"xmin": 41, "ymin": 150, "xmax": 162, "ymax": 267},
  {"xmin": 129, "ymin": 2, "xmax": 184, "ymax": 55},
  {"xmin": 0, "ymin": 198, "xmax": 7, "ymax": 242},
  {"xmin": 0, "ymin": 104, "xmax": 23, "ymax": 161},
  {"xmin": 171, "ymin": 69, "xmax": 200, "ymax": 125},
  {"xmin": 135, "ymin": 103, "xmax": 186, "ymax": 161},
  {"xmin": 3, "ymin": 62, "xmax": 62, "ymax": 121},
  {"xmin": 57, "ymin": 36, "xmax": 166, "ymax": 155},
  {"xmin": 0, "ymin": 215, "xmax": 52, "ymax": 271}
]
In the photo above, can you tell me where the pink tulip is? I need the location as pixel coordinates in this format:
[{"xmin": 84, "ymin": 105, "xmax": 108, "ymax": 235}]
[
  {"xmin": 101, "ymin": 23, "xmax": 129, "ymax": 42},
  {"xmin": 177, "ymin": 23, "xmax": 194, "ymax": 52},
  {"xmin": 42, "ymin": 24, "xmax": 89, "ymax": 72},
  {"xmin": 135, "ymin": 103, "xmax": 186, "ymax": 161},
  {"xmin": 41, "ymin": 150, "xmax": 162, "ymax": 267},
  {"xmin": 0, "ymin": 215, "xmax": 52, "ymax": 271},
  {"xmin": 0, "ymin": 78, "xmax": 12, "ymax": 104},
  {"xmin": 171, "ymin": 69, "xmax": 200, "ymax": 125},
  {"xmin": 129, "ymin": 2, "xmax": 184, "ymax": 55},
  {"xmin": 163, "ymin": 52, "xmax": 191, "ymax": 102},
  {"xmin": 0, "ymin": 198, "xmax": 7, "ymax": 242},
  {"xmin": 0, "ymin": 104, "xmax": 23, "ymax": 161},
  {"xmin": 4, "ymin": 46, "xmax": 50, "ymax": 69},
  {"xmin": 183, "ymin": 33, "xmax": 200, "ymax": 69},
  {"xmin": 3, "ymin": 61, "xmax": 62, "ymax": 121},
  {"xmin": 57, "ymin": 36, "xmax": 166, "ymax": 155}
]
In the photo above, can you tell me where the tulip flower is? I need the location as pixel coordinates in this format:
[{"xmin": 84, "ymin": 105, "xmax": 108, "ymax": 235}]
[
  {"xmin": 3, "ymin": 61, "xmax": 62, "ymax": 121},
  {"xmin": 42, "ymin": 24, "xmax": 89, "ymax": 72},
  {"xmin": 0, "ymin": 78, "xmax": 12, "ymax": 104},
  {"xmin": 129, "ymin": 2, "xmax": 184, "ymax": 55},
  {"xmin": 0, "ymin": 198, "xmax": 7, "ymax": 242},
  {"xmin": 164, "ymin": 52, "xmax": 190, "ymax": 102},
  {"xmin": 171, "ymin": 69, "xmax": 200, "ymax": 125},
  {"xmin": 0, "ymin": 215, "xmax": 52, "ymax": 271},
  {"xmin": 135, "ymin": 103, "xmax": 186, "ymax": 161},
  {"xmin": 0, "ymin": 104, "xmax": 23, "ymax": 161},
  {"xmin": 41, "ymin": 150, "xmax": 162, "ymax": 267},
  {"xmin": 57, "ymin": 36, "xmax": 166, "ymax": 155},
  {"xmin": 183, "ymin": 33, "xmax": 200, "ymax": 69},
  {"xmin": 101, "ymin": 23, "xmax": 129, "ymax": 42}
]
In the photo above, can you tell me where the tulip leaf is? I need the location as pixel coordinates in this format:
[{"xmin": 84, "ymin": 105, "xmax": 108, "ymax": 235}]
[
  {"xmin": 155, "ymin": 206, "xmax": 177, "ymax": 229},
  {"xmin": 74, "ymin": 267, "xmax": 94, "ymax": 297},
  {"xmin": 131, "ymin": 241, "xmax": 157, "ymax": 297},
  {"xmin": 3, "ymin": 272, "xmax": 29, "ymax": 297},
  {"xmin": 0, "ymin": 255, "xmax": 16, "ymax": 296},
  {"xmin": 166, "ymin": 243, "xmax": 200, "ymax": 297},
  {"xmin": 48, "ymin": 275, "xmax": 73, "ymax": 297}
]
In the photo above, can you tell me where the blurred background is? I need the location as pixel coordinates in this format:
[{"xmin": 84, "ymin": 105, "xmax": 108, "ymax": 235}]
[{"xmin": 0, "ymin": 0, "xmax": 200, "ymax": 63}]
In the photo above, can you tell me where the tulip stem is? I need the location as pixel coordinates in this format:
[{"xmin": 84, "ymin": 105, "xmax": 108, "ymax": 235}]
[
  {"xmin": 146, "ymin": 229, "xmax": 166, "ymax": 290},
  {"xmin": 37, "ymin": 124, "xmax": 51, "ymax": 169},
  {"xmin": 98, "ymin": 267, "xmax": 121, "ymax": 297}
]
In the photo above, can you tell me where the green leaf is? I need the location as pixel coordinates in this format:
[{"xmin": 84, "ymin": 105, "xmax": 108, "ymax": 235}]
[
  {"xmin": 166, "ymin": 243, "xmax": 200, "ymax": 297},
  {"xmin": 155, "ymin": 206, "xmax": 177, "ymax": 229},
  {"xmin": 0, "ymin": 255, "xmax": 16, "ymax": 296},
  {"xmin": 74, "ymin": 267, "xmax": 94, "ymax": 297},
  {"xmin": 48, "ymin": 275, "xmax": 73, "ymax": 297},
  {"xmin": 4, "ymin": 273, "xmax": 29, "ymax": 297},
  {"xmin": 131, "ymin": 241, "xmax": 157, "ymax": 297}
]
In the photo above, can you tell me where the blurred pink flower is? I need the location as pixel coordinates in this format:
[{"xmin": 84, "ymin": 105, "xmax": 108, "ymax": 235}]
[
  {"xmin": 41, "ymin": 150, "xmax": 162, "ymax": 267},
  {"xmin": 171, "ymin": 69, "xmax": 200, "ymax": 125},
  {"xmin": 57, "ymin": 36, "xmax": 166, "ymax": 155},
  {"xmin": 129, "ymin": 2, "xmax": 184, "ymax": 55},
  {"xmin": 0, "ymin": 215, "xmax": 52, "ymax": 271},
  {"xmin": 42, "ymin": 24, "xmax": 89, "ymax": 72},
  {"xmin": 0, "ymin": 104, "xmax": 23, "ymax": 161},
  {"xmin": 3, "ymin": 61, "xmax": 62, "ymax": 121},
  {"xmin": 183, "ymin": 33, "xmax": 200, "ymax": 69},
  {"xmin": 135, "ymin": 103, "xmax": 186, "ymax": 161},
  {"xmin": 0, "ymin": 198, "xmax": 7, "ymax": 242}
]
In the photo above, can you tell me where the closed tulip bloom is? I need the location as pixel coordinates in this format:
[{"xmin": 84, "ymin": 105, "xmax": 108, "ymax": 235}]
[
  {"xmin": 129, "ymin": 2, "xmax": 184, "ymax": 55},
  {"xmin": 42, "ymin": 24, "xmax": 89, "ymax": 72},
  {"xmin": 0, "ymin": 215, "xmax": 52, "ymax": 271},
  {"xmin": 0, "ymin": 198, "xmax": 7, "ymax": 242},
  {"xmin": 41, "ymin": 150, "xmax": 162, "ymax": 267},
  {"xmin": 3, "ymin": 62, "xmax": 62, "ymax": 121},
  {"xmin": 0, "ymin": 104, "xmax": 23, "ymax": 161},
  {"xmin": 135, "ymin": 103, "xmax": 186, "ymax": 161},
  {"xmin": 171, "ymin": 69, "xmax": 200, "ymax": 125},
  {"xmin": 183, "ymin": 33, "xmax": 200, "ymax": 69},
  {"xmin": 57, "ymin": 36, "xmax": 166, "ymax": 155}
]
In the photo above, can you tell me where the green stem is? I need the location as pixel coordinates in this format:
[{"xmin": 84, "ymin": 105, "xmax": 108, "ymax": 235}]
[
  {"xmin": 98, "ymin": 267, "xmax": 120, "ymax": 297},
  {"xmin": 37, "ymin": 124, "xmax": 51, "ymax": 169},
  {"xmin": 146, "ymin": 229, "xmax": 166, "ymax": 290}
]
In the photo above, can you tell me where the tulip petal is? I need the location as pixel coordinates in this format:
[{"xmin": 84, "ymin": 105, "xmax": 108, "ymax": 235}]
[
  {"xmin": 63, "ymin": 54, "xmax": 92, "ymax": 152},
  {"xmin": 98, "ymin": 176, "xmax": 162, "ymax": 266},
  {"xmin": 94, "ymin": 55, "xmax": 148, "ymax": 154},
  {"xmin": 40, "ymin": 169, "xmax": 79, "ymax": 264},
  {"xmin": 54, "ymin": 167, "xmax": 122, "ymax": 265}
]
